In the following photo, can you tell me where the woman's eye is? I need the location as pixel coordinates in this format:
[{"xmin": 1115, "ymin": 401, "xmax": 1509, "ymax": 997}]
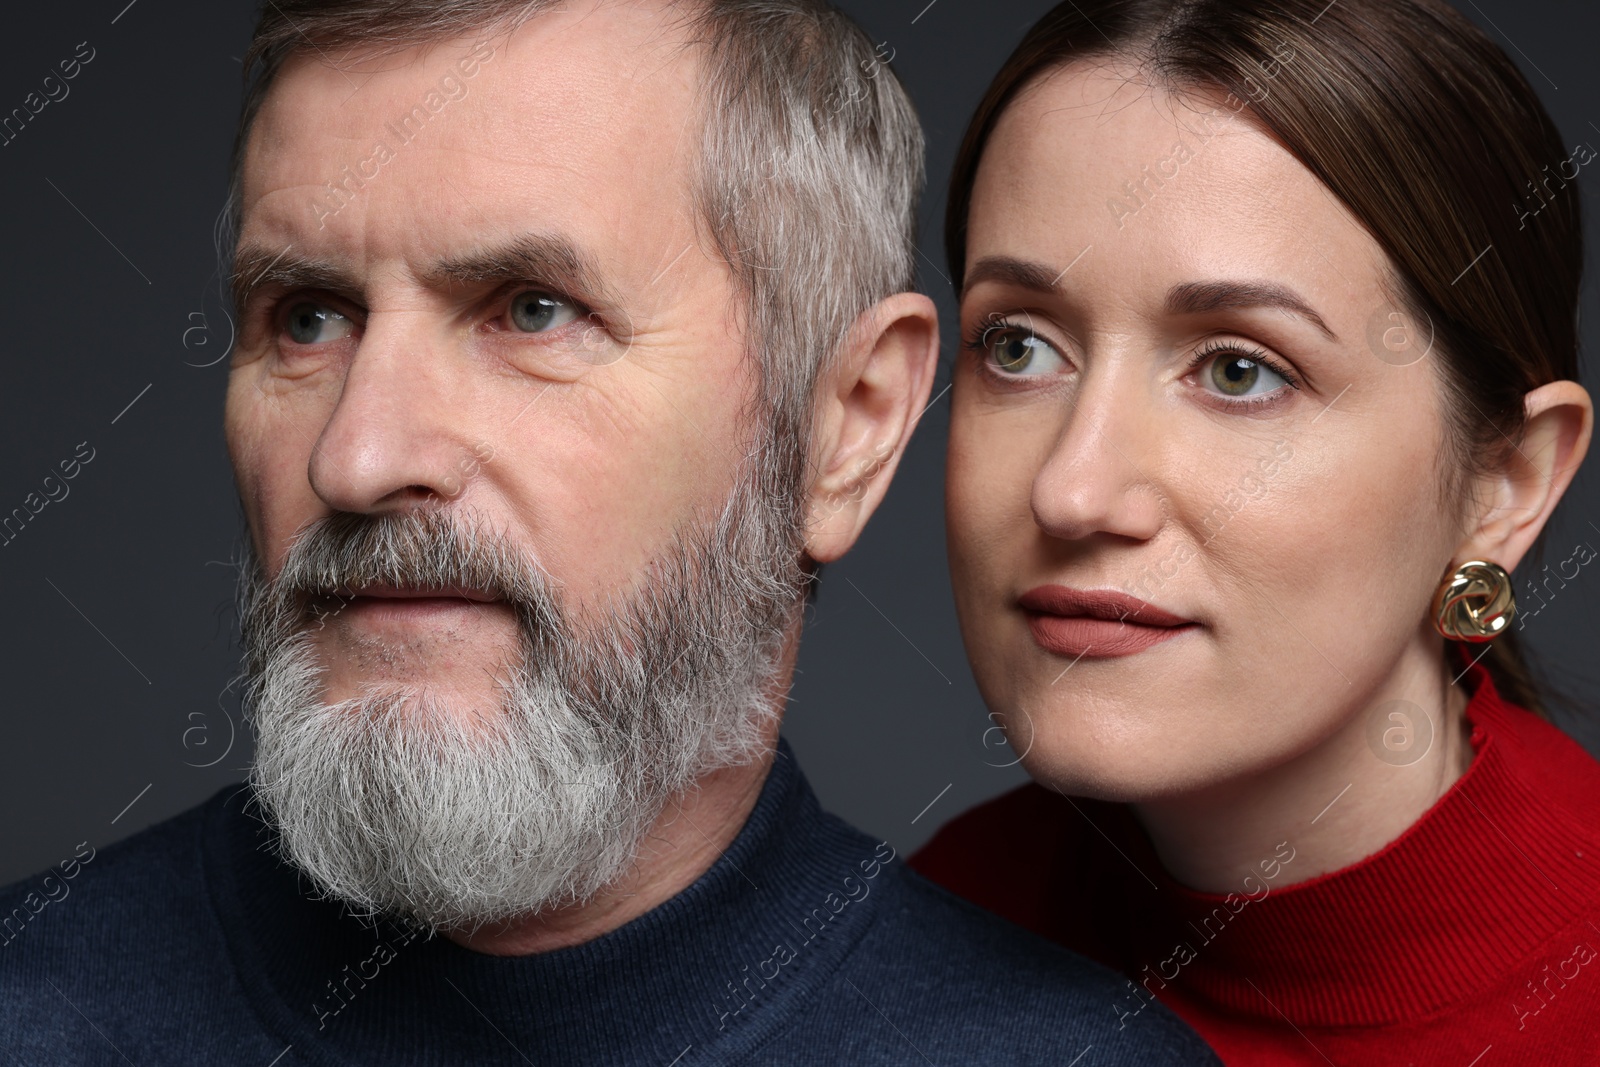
[
  {"xmin": 1204, "ymin": 352, "xmax": 1289, "ymax": 398},
  {"xmin": 984, "ymin": 326, "xmax": 1065, "ymax": 377},
  {"xmin": 283, "ymin": 302, "xmax": 354, "ymax": 346},
  {"xmin": 509, "ymin": 290, "xmax": 580, "ymax": 334}
]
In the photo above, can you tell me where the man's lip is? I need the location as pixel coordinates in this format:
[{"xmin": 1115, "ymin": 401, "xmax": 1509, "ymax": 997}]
[
  {"xmin": 330, "ymin": 584, "xmax": 501, "ymax": 603},
  {"xmin": 1016, "ymin": 585, "xmax": 1191, "ymax": 627}
]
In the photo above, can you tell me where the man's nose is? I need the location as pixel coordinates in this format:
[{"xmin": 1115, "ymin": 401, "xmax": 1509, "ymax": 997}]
[{"xmin": 308, "ymin": 314, "xmax": 478, "ymax": 514}]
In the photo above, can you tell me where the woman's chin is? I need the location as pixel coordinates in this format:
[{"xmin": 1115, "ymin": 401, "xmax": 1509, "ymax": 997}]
[
  {"xmin": 1018, "ymin": 746, "xmax": 1211, "ymax": 803},
  {"xmin": 1010, "ymin": 710, "xmax": 1257, "ymax": 804}
]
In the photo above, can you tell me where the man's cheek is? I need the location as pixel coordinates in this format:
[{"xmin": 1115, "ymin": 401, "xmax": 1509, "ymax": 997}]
[{"xmin": 234, "ymin": 432, "xmax": 311, "ymax": 554}]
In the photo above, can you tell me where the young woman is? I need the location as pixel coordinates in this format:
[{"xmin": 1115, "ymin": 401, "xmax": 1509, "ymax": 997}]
[{"xmin": 911, "ymin": 0, "xmax": 1597, "ymax": 1060}]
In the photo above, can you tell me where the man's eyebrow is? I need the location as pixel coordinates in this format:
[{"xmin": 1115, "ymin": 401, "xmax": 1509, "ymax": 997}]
[
  {"xmin": 229, "ymin": 232, "xmax": 618, "ymax": 313},
  {"xmin": 1165, "ymin": 280, "xmax": 1337, "ymax": 340},
  {"xmin": 230, "ymin": 244, "xmax": 357, "ymax": 313},
  {"xmin": 420, "ymin": 233, "xmax": 617, "ymax": 306}
]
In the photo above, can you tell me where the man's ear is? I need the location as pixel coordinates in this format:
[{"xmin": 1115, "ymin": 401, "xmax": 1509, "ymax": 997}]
[
  {"xmin": 1456, "ymin": 380, "xmax": 1592, "ymax": 571},
  {"xmin": 803, "ymin": 291, "xmax": 939, "ymax": 565}
]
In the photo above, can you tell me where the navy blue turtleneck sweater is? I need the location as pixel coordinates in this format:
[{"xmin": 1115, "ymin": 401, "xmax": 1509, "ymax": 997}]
[{"xmin": 1, "ymin": 746, "xmax": 1217, "ymax": 1064}]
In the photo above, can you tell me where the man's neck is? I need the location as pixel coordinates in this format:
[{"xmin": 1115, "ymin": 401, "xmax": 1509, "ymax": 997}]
[{"xmin": 442, "ymin": 748, "xmax": 778, "ymax": 956}]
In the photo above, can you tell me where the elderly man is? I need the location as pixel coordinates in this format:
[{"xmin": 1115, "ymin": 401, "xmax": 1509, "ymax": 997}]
[{"xmin": 1, "ymin": 1, "xmax": 1215, "ymax": 1063}]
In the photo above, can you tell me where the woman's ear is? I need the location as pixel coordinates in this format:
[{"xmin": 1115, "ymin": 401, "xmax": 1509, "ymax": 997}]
[
  {"xmin": 803, "ymin": 292, "xmax": 940, "ymax": 565},
  {"xmin": 1457, "ymin": 380, "xmax": 1593, "ymax": 571}
]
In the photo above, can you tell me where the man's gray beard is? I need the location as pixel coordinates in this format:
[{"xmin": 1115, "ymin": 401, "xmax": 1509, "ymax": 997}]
[{"xmin": 236, "ymin": 452, "xmax": 808, "ymax": 932}]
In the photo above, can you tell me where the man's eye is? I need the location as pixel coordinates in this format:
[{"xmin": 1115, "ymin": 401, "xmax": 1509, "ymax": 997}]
[
  {"xmin": 509, "ymin": 290, "xmax": 580, "ymax": 334},
  {"xmin": 283, "ymin": 302, "xmax": 354, "ymax": 346}
]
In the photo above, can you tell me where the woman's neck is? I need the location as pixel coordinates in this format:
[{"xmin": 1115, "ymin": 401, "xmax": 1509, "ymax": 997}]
[{"xmin": 1131, "ymin": 647, "xmax": 1475, "ymax": 894}]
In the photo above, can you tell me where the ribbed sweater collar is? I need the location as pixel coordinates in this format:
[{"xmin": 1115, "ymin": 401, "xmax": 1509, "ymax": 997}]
[
  {"xmin": 202, "ymin": 742, "xmax": 886, "ymax": 1064},
  {"xmin": 1133, "ymin": 664, "xmax": 1600, "ymax": 1027}
]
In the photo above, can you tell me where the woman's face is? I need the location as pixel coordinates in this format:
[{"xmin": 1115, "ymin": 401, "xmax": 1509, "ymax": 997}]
[{"xmin": 948, "ymin": 61, "xmax": 1471, "ymax": 799}]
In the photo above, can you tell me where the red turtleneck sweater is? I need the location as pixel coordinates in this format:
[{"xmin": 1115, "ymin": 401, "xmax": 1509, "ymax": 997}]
[{"xmin": 911, "ymin": 664, "xmax": 1600, "ymax": 1064}]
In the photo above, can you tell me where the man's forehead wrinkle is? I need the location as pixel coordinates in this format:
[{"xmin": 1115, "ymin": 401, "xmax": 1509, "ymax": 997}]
[
  {"xmin": 227, "ymin": 7, "xmax": 721, "ymax": 333},
  {"xmin": 368, "ymin": 257, "xmax": 429, "ymax": 301}
]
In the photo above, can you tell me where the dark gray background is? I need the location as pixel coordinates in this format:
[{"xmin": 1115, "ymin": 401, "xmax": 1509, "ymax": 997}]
[{"xmin": 2, "ymin": 0, "xmax": 1597, "ymax": 886}]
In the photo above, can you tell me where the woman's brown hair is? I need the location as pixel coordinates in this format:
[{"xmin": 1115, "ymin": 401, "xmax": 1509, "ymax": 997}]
[{"xmin": 946, "ymin": 0, "xmax": 1584, "ymax": 714}]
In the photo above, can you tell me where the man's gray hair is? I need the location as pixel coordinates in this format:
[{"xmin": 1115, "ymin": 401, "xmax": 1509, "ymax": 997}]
[{"xmin": 225, "ymin": 0, "xmax": 925, "ymax": 508}]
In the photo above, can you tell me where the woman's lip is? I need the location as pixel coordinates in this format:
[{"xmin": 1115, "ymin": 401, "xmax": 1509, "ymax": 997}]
[
  {"xmin": 1018, "ymin": 584, "xmax": 1197, "ymax": 659},
  {"xmin": 1025, "ymin": 613, "xmax": 1196, "ymax": 659},
  {"xmin": 1017, "ymin": 585, "xmax": 1191, "ymax": 626}
]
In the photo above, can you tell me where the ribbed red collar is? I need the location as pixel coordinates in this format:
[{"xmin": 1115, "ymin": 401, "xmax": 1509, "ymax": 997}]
[{"xmin": 1134, "ymin": 663, "xmax": 1600, "ymax": 1027}]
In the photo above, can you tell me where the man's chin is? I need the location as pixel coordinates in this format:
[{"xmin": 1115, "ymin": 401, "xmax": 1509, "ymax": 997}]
[
  {"xmin": 310, "ymin": 682, "xmax": 521, "ymax": 740},
  {"xmin": 248, "ymin": 683, "xmax": 659, "ymax": 930},
  {"xmin": 308, "ymin": 621, "xmax": 525, "ymax": 708}
]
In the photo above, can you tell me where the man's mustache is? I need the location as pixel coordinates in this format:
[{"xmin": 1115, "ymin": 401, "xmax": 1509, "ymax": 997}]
[{"xmin": 263, "ymin": 509, "xmax": 562, "ymax": 630}]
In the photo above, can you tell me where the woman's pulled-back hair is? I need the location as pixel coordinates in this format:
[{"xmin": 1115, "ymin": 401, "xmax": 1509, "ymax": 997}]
[{"xmin": 946, "ymin": 0, "xmax": 1584, "ymax": 714}]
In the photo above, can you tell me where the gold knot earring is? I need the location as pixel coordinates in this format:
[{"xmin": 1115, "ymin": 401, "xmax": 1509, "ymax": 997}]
[{"xmin": 1432, "ymin": 560, "xmax": 1516, "ymax": 642}]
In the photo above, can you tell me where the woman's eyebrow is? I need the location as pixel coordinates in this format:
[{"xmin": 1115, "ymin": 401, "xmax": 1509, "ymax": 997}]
[
  {"xmin": 963, "ymin": 259, "xmax": 1337, "ymax": 341},
  {"xmin": 1164, "ymin": 280, "xmax": 1337, "ymax": 340},
  {"xmin": 962, "ymin": 255, "xmax": 1065, "ymax": 299}
]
